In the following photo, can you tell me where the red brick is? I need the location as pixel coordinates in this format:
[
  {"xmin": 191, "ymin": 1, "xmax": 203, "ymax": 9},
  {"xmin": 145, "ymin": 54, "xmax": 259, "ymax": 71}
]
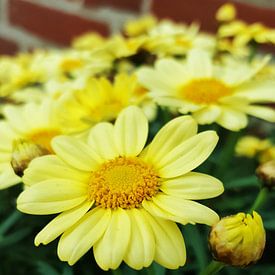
[
  {"xmin": 152, "ymin": 0, "xmax": 275, "ymax": 33},
  {"xmin": 84, "ymin": 0, "xmax": 142, "ymax": 12},
  {"xmin": 9, "ymin": 0, "xmax": 110, "ymax": 46},
  {"xmin": 0, "ymin": 37, "xmax": 18, "ymax": 55}
]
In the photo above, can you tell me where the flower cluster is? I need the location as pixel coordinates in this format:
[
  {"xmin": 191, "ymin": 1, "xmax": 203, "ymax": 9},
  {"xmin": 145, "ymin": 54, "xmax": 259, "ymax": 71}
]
[{"xmin": 0, "ymin": 3, "xmax": 273, "ymax": 273}]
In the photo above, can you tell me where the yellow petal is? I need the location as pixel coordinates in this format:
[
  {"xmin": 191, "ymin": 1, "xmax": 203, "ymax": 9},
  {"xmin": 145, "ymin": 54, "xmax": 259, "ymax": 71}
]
[
  {"xmin": 192, "ymin": 106, "xmax": 221, "ymax": 124},
  {"xmin": 244, "ymin": 105, "xmax": 275, "ymax": 122},
  {"xmin": 17, "ymin": 179, "xmax": 87, "ymax": 214},
  {"xmin": 142, "ymin": 116, "xmax": 197, "ymax": 163},
  {"xmin": 87, "ymin": 122, "xmax": 119, "ymax": 161},
  {"xmin": 124, "ymin": 209, "xmax": 155, "ymax": 269},
  {"xmin": 142, "ymin": 210, "xmax": 186, "ymax": 269},
  {"xmin": 23, "ymin": 155, "xmax": 90, "ymax": 186},
  {"xmin": 0, "ymin": 163, "xmax": 21, "ymax": 189},
  {"xmin": 57, "ymin": 207, "xmax": 111, "ymax": 265},
  {"xmin": 35, "ymin": 201, "xmax": 93, "ymax": 246},
  {"xmin": 160, "ymin": 172, "xmax": 224, "ymax": 200},
  {"xmin": 52, "ymin": 136, "xmax": 102, "ymax": 171},
  {"xmin": 94, "ymin": 208, "xmax": 131, "ymax": 270},
  {"xmin": 217, "ymin": 107, "xmax": 248, "ymax": 131},
  {"xmin": 187, "ymin": 49, "xmax": 213, "ymax": 78},
  {"xmin": 142, "ymin": 199, "xmax": 188, "ymax": 224},
  {"xmin": 236, "ymin": 80, "xmax": 275, "ymax": 103},
  {"xmin": 157, "ymin": 131, "xmax": 218, "ymax": 178},
  {"xmin": 0, "ymin": 121, "xmax": 17, "ymax": 150},
  {"xmin": 152, "ymin": 194, "xmax": 220, "ymax": 226},
  {"xmin": 3, "ymin": 105, "xmax": 29, "ymax": 134},
  {"xmin": 114, "ymin": 106, "xmax": 148, "ymax": 157}
]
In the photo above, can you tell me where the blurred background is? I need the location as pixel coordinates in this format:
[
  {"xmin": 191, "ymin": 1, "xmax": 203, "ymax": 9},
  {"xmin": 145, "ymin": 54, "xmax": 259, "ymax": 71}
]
[{"xmin": 1, "ymin": 0, "xmax": 275, "ymax": 55}]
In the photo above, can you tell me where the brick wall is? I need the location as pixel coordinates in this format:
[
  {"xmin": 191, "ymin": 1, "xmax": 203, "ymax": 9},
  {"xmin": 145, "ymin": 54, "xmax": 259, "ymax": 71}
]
[{"xmin": 0, "ymin": 0, "xmax": 275, "ymax": 55}]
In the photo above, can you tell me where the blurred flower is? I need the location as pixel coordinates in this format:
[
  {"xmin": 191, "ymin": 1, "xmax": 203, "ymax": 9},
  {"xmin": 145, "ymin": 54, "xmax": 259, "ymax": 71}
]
[
  {"xmin": 235, "ymin": 135, "xmax": 271, "ymax": 158},
  {"xmin": 259, "ymin": 147, "xmax": 275, "ymax": 163},
  {"xmin": 143, "ymin": 20, "xmax": 216, "ymax": 57},
  {"xmin": 55, "ymin": 73, "xmax": 156, "ymax": 133},
  {"xmin": 17, "ymin": 106, "xmax": 223, "ymax": 270},
  {"xmin": 71, "ymin": 32, "xmax": 106, "ymax": 51},
  {"xmin": 216, "ymin": 3, "xmax": 237, "ymax": 22},
  {"xmin": 235, "ymin": 135, "xmax": 275, "ymax": 163},
  {"xmin": 0, "ymin": 100, "xmax": 64, "ymax": 189},
  {"xmin": 138, "ymin": 49, "xmax": 275, "ymax": 131},
  {"xmin": 256, "ymin": 160, "xmax": 275, "ymax": 188},
  {"xmin": 124, "ymin": 15, "xmax": 157, "ymax": 37},
  {"xmin": 209, "ymin": 211, "xmax": 266, "ymax": 267},
  {"xmin": 218, "ymin": 20, "xmax": 275, "ymax": 47}
]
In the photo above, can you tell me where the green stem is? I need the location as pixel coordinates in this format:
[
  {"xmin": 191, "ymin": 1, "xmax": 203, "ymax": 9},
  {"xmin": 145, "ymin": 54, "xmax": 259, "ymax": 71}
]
[
  {"xmin": 199, "ymin": 260, "xmax": 225, "ymax": 275},
  {"xmin": 0, "ymin": 210, "xmax": 22, "ymax": 236},
  {"xmin": 249, "ymin": 187, "xmax": 269, "ymax": 213}
]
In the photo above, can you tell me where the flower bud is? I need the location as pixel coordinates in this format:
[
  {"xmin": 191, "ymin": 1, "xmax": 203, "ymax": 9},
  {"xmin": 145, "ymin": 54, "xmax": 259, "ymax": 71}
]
[
  {"xmin": 235, "ymin": 135, "xmax": 271, "ymax": 158},
  {"xmin": 11, "ymin": 139, "xmax": 50, "ymax": 177},
  {"xmin": 256, "ymin": 160, "xmax": 275, "ymax": 188},
  {"xmin": 209, "ymin": 211, "xmax": 265, "ymax": 267},
  {"xmin": 216, "ymin": 3, "xmax": 237, "ymax": 22}
]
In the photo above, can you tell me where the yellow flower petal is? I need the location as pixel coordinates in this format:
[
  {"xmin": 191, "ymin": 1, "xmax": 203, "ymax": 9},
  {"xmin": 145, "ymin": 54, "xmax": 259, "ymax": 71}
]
[
  {"xmin": 94, "ymin": 208, "xmax": 131, "ymax": 270},
  {"xmin": 17, "ymin": 179, "xmax": 87, "ymax": 214},
  {"xmin": 217, "ymin": 107, "xmax": 248, "ymax": 131},
  {"xmin": 142, "ymin": 116, "xmax": 197, "ymax": 164},
  {"xmin": 57, "ymin": 207, "xmax": 111, "ymax": 265},
  {"xmin": 124, "ymin": 208, "xmax": 155, "ymax": 269},
  {"xmin": 187, "ymin": 49, "xmax": 213, "ymax": 78},
  {"xmin": 114, "ymin": 106, "xmax": 148, "ymax": 157},
  {"xmin": 52, "ymin": 136, "xmax": 102, "ymax": 171},
  {"xmin": 0, "ymin": 164, "xmax": 21, "ymax": 189},
  {"xmin": 87, "ymin": 122, "xmax": 119, "ymax": 161},
  {"xmin": 157, "ymin": 131, "xmax": 218, "ymax": 178},
  {"xmin": 3, "ymin": 105, "xmax": 29, "ymax": 134},
  {"xmin": 237, "ymin": 80, "xmax": 275, "ymax": 103},
  {"xmin": 142, "ymin": 199, "xmax": 187, "ymax": 224},
  {"xmin": 160, "ymin": 172, "xmax": 224, "ymax": 199},
  {"xmin": 35, "ymin": 201, "xmax": 93, "ymax": 246},
  {"xmin": 151, "ymin": 194, "xmax": 220, "ymax": 226},
  {"xmin": 143, "ymin": 210, "xmax": 186, "ymax": 269},
  {"xmin": 192, "ymin": 105, "xmax": 221, "ymax": 124},
  {"xmin": 23, "ymin": 155, "xmax": 90, "ymax": 186},
  {"xmin": 244, "ymin": 105, "xmax": 275, "ymax": 122}
]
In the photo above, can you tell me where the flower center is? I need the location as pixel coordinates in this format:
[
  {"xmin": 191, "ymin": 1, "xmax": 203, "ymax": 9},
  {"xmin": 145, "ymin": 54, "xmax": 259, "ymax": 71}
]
[
  {"xmin": 180, "ymin": 78, "xmax": 232, "ymax": 104},
  {"xmin": 26, "ymin": 129, "xmax": 60, "ymax": 153},
  {"xmin": 88, "ymin": 156, "xmax": 160, "ymax": 209}
]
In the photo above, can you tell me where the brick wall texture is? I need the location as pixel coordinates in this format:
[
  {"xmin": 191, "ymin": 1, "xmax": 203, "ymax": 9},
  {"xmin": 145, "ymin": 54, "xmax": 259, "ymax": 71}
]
[{"xmin": 0, "ymin": 0, "xmax": 275, "ymax": 55}]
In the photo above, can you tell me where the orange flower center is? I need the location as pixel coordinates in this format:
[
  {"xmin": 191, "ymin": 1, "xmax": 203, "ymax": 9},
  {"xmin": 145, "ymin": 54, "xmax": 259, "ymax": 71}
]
[
  {"xmin": 88, "ymin": 156, "xmax": 159, "ymax": 209},
  {"xmin": 180, "ymin": 78, "xmax": 232, "ymax": 104}
]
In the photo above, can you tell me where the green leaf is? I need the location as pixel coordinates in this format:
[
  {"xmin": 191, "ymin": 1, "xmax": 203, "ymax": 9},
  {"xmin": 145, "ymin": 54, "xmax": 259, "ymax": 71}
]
[
  {"xmin": 152, "ymin": 262, "xmax": 166, "ymax": 275},
  {"xmin": 225, "ymin": 176, "xmax": 259, "ymax": 189},
  {"xmin": 183, "ymin": 225, "xmax": 207, "ymax": 271},
  {"xmin": 62, "ymin": 266, "xmax": 74, "ymax": 275},
  {"xmin": 264, "ymin": 219, "xmax": 275, "ymax": 230},
  {"xmin": 0, "ymin": 210, "xmax": 22, "ymax": 236},
  {"xmin": 36, "ymin": 261, "xmax": 60, "ymax": 275},
  {"xmin": 0, "ymin": 228, "xmax": 31, "ymax": 248}
]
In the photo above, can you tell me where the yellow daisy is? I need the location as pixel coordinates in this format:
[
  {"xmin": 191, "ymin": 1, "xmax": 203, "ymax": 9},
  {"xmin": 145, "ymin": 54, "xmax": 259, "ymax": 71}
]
[
  {"xmin": 54, "ymin": 73, "xmax": 156, "ymax": 133},
  {"xmin": 0, "ymin": 100, "xmax": 64, "ymax": 189},
  {"xmin": 137, "ymin": 49, "xmax": 275, "ymax": 131},
  {"xmin": 17, "ymin": 106, "xmax": 223, "ymax": 270}
]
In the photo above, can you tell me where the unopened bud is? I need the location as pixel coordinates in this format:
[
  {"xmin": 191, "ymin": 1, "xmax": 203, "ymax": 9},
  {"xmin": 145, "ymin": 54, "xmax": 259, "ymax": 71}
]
[
  {"xmin": 256, "ymin": 160, "xmax": 275, "ymax": 188},
  {"xmin": 209, "ymin": 211, "xmax": 265, "ymax": 267},
  {"xmin": 216, "ymin": 3, "xmax": 237, "ymax": 22},
  {"xmin": 11, "ymin": 139, "xmax": 49, "ymax": 177}
]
